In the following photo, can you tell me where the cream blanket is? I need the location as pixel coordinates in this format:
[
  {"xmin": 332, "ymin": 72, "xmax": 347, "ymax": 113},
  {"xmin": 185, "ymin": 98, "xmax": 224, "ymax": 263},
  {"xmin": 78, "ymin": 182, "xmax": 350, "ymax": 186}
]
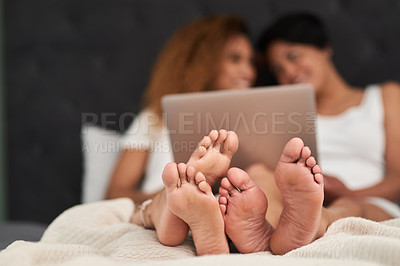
[{"xmin": 1, "ymin": 198, "xmax": 399, "ymax": 266}]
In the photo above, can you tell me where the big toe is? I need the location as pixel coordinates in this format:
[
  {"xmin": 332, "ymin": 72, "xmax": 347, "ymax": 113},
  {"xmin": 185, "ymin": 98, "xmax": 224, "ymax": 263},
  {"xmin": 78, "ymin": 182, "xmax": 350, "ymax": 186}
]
[
  {"xmin": 280, "ymin": 137, "xmax": 304, "ymax": 163},
  {"xmin": 222, "ymin": 131, "xmax": 239, "ymax": 157},
  {"xmin": 162, "ymin": 162, "xmax": 180, "ymax": 191},
  {"xmin": 226, "ymin": 167, "xmax": 255, "ymax": 191}
]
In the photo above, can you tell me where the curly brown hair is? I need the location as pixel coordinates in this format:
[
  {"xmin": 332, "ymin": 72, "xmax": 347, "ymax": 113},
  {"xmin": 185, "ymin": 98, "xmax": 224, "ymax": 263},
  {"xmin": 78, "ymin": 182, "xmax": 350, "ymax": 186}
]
[{"xmin": 143, "ymin": 14, "xmax": 249, "ymax": 119}]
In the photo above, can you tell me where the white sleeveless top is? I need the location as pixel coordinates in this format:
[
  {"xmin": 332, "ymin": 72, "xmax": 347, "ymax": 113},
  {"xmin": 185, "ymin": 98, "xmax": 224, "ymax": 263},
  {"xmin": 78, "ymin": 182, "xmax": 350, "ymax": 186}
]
[{"xmin": 316, "ymin": 85, "xmax": 385, "ymax": 190}]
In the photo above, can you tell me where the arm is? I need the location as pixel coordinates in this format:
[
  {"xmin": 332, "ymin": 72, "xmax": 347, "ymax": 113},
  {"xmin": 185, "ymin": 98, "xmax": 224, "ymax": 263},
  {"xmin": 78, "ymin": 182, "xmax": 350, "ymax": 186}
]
[
  {"xmin": 105, "ymin": 148, "xmax": 160, "ymax": 203},
  {"xmin": 324, "ymin": 82, "xmax": 400, "ymax": 202},
  {"xmin": 351, "ymin": 82, "xmax": 400, "ymax": 201}
]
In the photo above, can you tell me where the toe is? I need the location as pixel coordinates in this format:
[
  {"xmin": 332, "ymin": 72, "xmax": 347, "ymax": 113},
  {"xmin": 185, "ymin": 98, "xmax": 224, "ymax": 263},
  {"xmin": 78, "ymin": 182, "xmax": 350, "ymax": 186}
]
[
  {"xmin": 218, "ymin": 196, "xmax": 227, "ymax": 205},
  {"xmin": 219, "ymin": 196, "xmax": 228, "ymax": 216},
  {"xmin": 177, "ymin": 163, "xmax": 188, "ymax": 184},
  {"xmin": 219, "ymin": 200, "xmax": 227, "ymax": 216},
  {"xmin": 298, "ymin": 146, "xmax": 311, "ymax": 164},
  {"xmin": 195, "ymin": 171, "xmax": 207, "ymax": 185},
  {"xmin": 314, "ymin": 173, "xmax": 324, "ymax": 185},
  {"xmin": 162, "ymin": 162, "xmax": 180, "ymax": 190},
  {"xmin": 192, "ymin": 143, "xmax": 207, "ymax": 159},
  {"xmin": 222, "ymin": 131, "xmax": 239, "ymax": 157},
  {"xmin": 213, "ymin": 129, "xmax": 228, "ymax": 150},
  {"xmin": 280, "ymin": 137, "xmax": 304, "ymax": 163},
  {"xmin": 186, "ymin": 165, "xmax": 196, "ymax": 183},
  {"xmin": 226, "ymin": 167, "xmax": 255, "ymax": 191},
  {"xmin": 199, "ymin": 136, "xmax": 212, "ymax": 149},
  {"xmin": 312, "ymin": 164, "xmax": 322, "ymax": 175},
  {"xmin": 221, "ymin": 176, "xmax": 239, "ymax": 195},
  {"xmin": 219, "ymin": 185, "xmax": 230, "ymax": 197},
  {"xmin": 208, "ymin": 130, "xmax": 219, "ymax": 143},
  {"xmin": 305, "ymin": 156, "xmax": 316, "ymax": 168},
  {"xmin": 198, "ymin": 180, "xmax": 212, "ymax": 195}
]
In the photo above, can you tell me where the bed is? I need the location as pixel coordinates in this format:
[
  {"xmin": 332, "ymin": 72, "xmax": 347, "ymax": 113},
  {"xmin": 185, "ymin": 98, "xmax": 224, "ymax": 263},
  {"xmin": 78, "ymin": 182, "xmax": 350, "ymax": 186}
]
[
  {"xmin": 3, "ymin": 0, "xmax": 400, "ymax": 264},
  {"xmin": 1, "ymin": 198, "xmax": 399, "ymax": 265},
  {"xmin": 6, "ymin": 0, "xmax": 400, "ymax": 225},
  {"xmin": 0, "ymin": 222, "xmax": 47, "ymax": 250}
]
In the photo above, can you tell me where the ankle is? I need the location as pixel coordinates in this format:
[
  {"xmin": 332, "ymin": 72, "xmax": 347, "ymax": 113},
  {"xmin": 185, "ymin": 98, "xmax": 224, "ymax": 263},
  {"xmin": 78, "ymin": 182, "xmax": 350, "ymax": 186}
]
[
  {"xmin": 317, "ymin": 209, "xmax": 331, "ymax": 238},
  {"xmin": 141, "ymin": 199, "xmax": 155, "ymax": 229}
]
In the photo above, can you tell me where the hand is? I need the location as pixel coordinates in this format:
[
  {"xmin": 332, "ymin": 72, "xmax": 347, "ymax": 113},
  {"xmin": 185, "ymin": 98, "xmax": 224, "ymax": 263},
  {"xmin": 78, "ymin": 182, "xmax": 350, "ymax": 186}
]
[{"xmin": 323, "ymin": 175, "xmax": 352, "ymax": 206}]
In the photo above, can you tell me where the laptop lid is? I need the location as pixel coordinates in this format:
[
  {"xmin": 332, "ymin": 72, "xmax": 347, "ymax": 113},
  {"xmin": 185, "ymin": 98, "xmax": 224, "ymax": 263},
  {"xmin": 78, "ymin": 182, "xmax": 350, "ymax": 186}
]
[{"xmin": 162, "ymin": 83, "xmax": 317, "ymax": 171}]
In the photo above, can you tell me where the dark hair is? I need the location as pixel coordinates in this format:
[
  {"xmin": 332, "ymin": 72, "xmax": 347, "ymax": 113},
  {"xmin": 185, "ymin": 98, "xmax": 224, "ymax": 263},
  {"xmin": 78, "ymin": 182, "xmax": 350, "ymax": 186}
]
[{"xmin": 257, "ymin": 12, "xmax": 330, "ymax": 52}]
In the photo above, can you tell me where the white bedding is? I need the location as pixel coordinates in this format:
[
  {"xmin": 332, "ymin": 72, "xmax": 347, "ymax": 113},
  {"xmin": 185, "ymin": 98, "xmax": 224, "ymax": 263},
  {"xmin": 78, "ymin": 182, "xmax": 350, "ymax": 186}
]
[{"xmin": 1, "ymin": 198, "xmax": 399, "ymax": 266}]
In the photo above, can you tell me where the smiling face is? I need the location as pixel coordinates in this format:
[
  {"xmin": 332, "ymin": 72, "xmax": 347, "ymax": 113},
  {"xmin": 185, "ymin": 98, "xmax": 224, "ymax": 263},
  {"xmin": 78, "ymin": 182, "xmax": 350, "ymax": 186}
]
[
  {"xmin": 213, "ymin": 34, "xmax": 256, "ymax": 91},
  {"xmin": 266, "ymin": 40, "xmax": 332, "ymax": 93}
]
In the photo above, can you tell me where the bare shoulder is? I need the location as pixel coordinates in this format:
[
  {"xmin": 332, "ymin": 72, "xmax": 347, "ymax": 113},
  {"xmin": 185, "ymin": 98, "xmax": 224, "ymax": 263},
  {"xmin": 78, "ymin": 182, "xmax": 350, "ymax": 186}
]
[
  {"xmin": 381, "ymin": 81, "xmax": 400, "ymax": 122},
  {"xmin": 380, "ymin": 82, "xmax": 400, "ymax": 175},
  {"xmin": 381, "ymin": 81, "xmax": 400, "ymax": 96},
  {"xmin": 381, "ymin": 81, "xmax": 400, "ymax": 110}
]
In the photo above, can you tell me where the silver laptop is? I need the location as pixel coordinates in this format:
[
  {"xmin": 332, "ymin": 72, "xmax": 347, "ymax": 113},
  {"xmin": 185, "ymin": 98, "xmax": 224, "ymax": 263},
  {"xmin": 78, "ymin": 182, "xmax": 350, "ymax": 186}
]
[{"xmin": 162, "ymin": 83, "xmax": 317, "ymax": 171}]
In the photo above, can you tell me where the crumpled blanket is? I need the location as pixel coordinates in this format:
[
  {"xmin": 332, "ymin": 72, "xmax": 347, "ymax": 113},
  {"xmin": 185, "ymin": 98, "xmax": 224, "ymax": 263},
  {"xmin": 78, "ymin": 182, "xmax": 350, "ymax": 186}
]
[{"xmin": 1, "ymin": 198, "xmax": 399, "ymax": 266}]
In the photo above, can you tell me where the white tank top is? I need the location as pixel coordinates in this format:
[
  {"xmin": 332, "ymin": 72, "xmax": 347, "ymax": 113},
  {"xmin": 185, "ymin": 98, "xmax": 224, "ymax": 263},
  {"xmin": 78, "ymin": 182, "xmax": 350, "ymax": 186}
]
[{"xmin": 316, "ymin": 85, "xmax": 386, "ymax": 190}]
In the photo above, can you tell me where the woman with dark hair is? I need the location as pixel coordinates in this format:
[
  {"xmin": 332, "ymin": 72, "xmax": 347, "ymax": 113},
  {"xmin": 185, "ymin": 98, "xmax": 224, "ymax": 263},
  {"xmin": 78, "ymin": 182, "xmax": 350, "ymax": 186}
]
[
  {"xmin": 105, "ymin": 15, "xmax": 256, "ymax": 255},
  {"xmin": 215, "ymin": 12, "xmax": 400, "ymax": 255},
  {"xmin": 110, "ymin": 13, "xmax": 400, "ymax": 256},
  {"xmin": 258, "ymin": 12, "xmax": 400, "ymax": 212},
  {"xmin": 106, "ymin": 15, "xmax": 255, "ymax": 204}
]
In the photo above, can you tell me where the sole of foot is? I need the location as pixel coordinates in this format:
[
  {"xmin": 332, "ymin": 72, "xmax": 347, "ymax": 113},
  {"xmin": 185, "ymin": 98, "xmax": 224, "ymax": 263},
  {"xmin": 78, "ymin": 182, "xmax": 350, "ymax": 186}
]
[
  {"xmin": 163, "ymin": 162, "xmax": 229, "ymax": 255},
  {"xmin": 270, "ymin": 137, "xmax": 324, "ymax": 255},
  {"xmin": 219, "ymin": 167, "xmax": 274, "ymax": 253}
]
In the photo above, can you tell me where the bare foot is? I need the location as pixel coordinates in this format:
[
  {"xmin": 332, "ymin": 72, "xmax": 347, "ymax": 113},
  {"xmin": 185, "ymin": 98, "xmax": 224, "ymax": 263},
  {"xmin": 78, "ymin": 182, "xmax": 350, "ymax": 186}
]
[
  {"xmin": 130, "ymin": 163, "xmax": 189, "ymax": 246},
  {"xmin": 142, "ymin": 187, "xmax": 189, "ymax": 246},
  {"xmin": 187, "ymin": 129, "xmax": 239, "ymax": 186},
  {"xmin": 132, "ymin": 129, "xmax": 238, "ymax": 247},
  {"xmin": 164, "ymin": 162, "xmax": 229, "ymax": 255},
  {"xmin": 270, "ymin": 138, "xmax": 324, "ymax": 255},
  {"xmin": 219, "ymin": 167, "xmax": 274, "ymax": 253}
]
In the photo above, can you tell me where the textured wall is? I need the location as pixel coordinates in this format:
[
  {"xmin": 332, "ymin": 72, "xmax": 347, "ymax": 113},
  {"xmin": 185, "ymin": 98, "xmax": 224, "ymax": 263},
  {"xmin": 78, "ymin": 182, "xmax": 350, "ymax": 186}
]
[
  {"xmin": 4, "ymin": 0, "xmax": 400, "ymax": 224},
  {"xmin": 0, "ymin": 0, "xmax": 7, "ymax": 221}
]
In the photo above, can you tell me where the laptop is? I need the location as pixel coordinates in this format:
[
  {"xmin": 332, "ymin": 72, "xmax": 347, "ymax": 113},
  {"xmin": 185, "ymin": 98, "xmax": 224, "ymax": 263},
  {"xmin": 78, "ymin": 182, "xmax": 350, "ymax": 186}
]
[{"xmin": 162, "ymin": 83, "xmax": 317, "ymax": 171}]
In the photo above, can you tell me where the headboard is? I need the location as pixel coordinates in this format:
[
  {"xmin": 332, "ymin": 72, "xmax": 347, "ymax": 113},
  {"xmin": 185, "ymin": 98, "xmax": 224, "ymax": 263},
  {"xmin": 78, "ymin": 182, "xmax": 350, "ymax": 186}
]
[{"xmin": 5, "ymin": 0, "xmax": 400, "ymax": 224}]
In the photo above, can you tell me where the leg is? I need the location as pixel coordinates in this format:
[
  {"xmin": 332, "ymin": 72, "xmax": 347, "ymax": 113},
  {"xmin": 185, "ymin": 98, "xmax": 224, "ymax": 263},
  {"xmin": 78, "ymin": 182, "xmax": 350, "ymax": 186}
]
[
  {"xmin": 360, "ymin": 202, "xmax": 395, "ymax": 221},
  {"xmin": 325, "ymin": 197, "xmax": 394, "ymax": 223},
  {"xmin": 164, "ymin": 163, "xmax": 229, "ymax": 255},
  {"xmin": 219, "ymin": 167, "xmax": 274, "ymax": 253},
  {"xmin": 131, "ymin": 129, "xmax": 238, "ymax": 246}
]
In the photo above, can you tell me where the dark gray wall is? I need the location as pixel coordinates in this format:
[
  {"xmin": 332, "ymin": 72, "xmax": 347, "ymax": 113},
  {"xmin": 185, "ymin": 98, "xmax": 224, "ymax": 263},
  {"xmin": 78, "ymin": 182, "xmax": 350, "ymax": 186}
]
[
  {"xmin": 0, "ymin": 0, "xmax": 6, "ymax": 221},
  {"xmin": 4, "ymin": 0, "xmax": 400, "ymax": 224}
]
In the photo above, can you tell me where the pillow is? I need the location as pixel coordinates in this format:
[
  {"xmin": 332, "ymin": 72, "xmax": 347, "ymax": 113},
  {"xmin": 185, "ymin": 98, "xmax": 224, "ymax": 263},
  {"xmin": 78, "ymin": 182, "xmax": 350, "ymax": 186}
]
[{"xmin": 81, "ymin": 124, "xmax": 122, "ymax": 203}]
